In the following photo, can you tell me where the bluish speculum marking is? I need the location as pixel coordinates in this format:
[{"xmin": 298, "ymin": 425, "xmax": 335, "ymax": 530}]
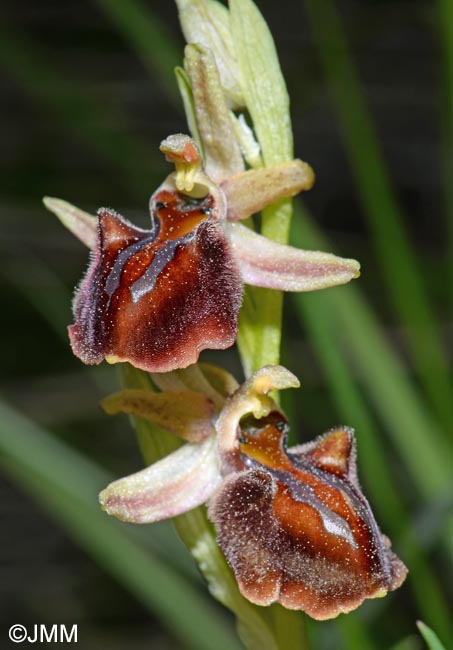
[
  {"xmin": 104, "ymin": 235, "xmax": 156, "ymax": 299},
  {"xmin": 130, "ymin": 232, "xmax": 195, "ymax": 302},
  {"xmin": 243, "ymin": 454, "xmax": 358, "ymax": 549}
]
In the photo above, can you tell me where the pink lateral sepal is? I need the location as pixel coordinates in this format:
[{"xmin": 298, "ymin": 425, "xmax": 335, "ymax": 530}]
[
  {"xmin": 99, "ymin": 435, "xmax": 220, "ymax": 524},
  {"xmin": 228, "ymin": 222, "xmax": 360, "ymax": 291}
]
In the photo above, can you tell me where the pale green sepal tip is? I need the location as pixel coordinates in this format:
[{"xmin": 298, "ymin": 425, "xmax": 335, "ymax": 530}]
[
  {"xmin": 175, "ymin": 0, "xmax": 243, "ymax": 108},
  {"xmin": 43, "ymin": 196, "xmax": 96, "ymax": 249},
  {"xmin": 229, "ymin": 0, "xmax": 292, "ymax": 165}
]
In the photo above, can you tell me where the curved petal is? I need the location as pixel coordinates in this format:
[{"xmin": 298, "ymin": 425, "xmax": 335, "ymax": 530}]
[
  {"xmin": 152, "ymin": 365, "xmax": 225, "ymax": 411},
  {"xmin": 99, "ymin": 435, "xmax": 220, "ymax": 523},
  {"xmin": 228, "ymin": 222, "xmax": 360, "ymax": 291},
  {"xmin": 101, "ymin": 389, "xmax": 216, "ymax": 442},
  {"xmin": 199, "ymin": 363, "xmax": 240, "ymax": 399},
  {"xmin": 184, "ymin": 45, "xmax": 244, "ymax": 181},
  {"xmin": 222, "ymin": 160, "xmax": 315, "ymax": 221}
]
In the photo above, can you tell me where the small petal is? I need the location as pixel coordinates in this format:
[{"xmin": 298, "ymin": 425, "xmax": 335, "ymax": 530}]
[
  {"xmin": 184, "ymin": 44, "xmax": 244, "ymax": 181},
  {"xmin": 100, "ymin": 435, "xmax": 221, "ymax": 523},
  {"xmin": 43, "ymin": 197, "xmax": 96, "ymax": 248},
  {"xmin": 228, "ymin": 222, "xmax": 360, "ymax": 291},
  {"xmin": 222, "ymin": 160, "xmax": 315, "ymax": 221},
  {"xmin": 151, "ymin": 372, "xmax": 195, "ymax": 394},
  {"xmin": 101, "ymin": 389, "xmax": 216, "ymax": 442},
  {"xmin": 230, "ymin": 113, "xmax": 262, "ymax": 169}
]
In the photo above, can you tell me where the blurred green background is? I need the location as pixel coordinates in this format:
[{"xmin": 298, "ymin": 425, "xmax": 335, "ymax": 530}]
[{"xmin": 0, "ymin": 1, "xmax": 451, "ymax": 649}]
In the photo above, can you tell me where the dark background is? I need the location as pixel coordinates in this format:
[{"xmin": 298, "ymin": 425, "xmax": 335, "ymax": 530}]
[{"xmin": 0, "ymin": 1, "xmax": 448, "ymax": 649}]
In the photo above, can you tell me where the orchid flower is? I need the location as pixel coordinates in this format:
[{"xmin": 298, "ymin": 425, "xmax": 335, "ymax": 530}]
[
  {"xmin": 44, "ymin": 134, "xmax": 359, "ymax": 373},
  {"xmin": 99, "ymin": 364, "xmax": 407, "ymax": 620}
]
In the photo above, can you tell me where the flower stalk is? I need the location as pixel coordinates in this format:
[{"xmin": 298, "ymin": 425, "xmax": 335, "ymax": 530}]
[
  {"xmin": 115, "ymin": 3, "xmax": 317, "ymax": 641},
  {"xmin": 120, "ymin": 364, "xmax": 282, "ymax": 650},
  {"xmin": 171, "ymin": 1, "xmax": 310, "ymax": 645},
  {"xmin": 228, "ymin": 0, "xmax": 296, "ymax": 373},
  {"xmin": 116, "ymin": 362, "xmax": 293, "ymax": 648},
  {"xmin": 43, "ymin": 1, "xmax": 368, "ymax": 648}
]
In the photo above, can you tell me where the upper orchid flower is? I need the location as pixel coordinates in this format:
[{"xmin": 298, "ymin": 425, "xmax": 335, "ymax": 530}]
[
  {"xmin": 44, "ymin": 134, "xmax": 359, "ymax": 373},
  {"xmin": 98, "ymin": 364, "xmax": 407, "ymax": 620}
]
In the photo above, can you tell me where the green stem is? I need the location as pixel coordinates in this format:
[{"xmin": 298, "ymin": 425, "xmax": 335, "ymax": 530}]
[
  {"xmin": 248, "ymin": 200, "xmax": 293, "ymax": 372},
  {"xmin": 230, "ymin": 1, "xmax": 308, "ymax": 646},
  {"xmin": 270, "ymin": 605, "xmax": 308, "ymax": 650}
]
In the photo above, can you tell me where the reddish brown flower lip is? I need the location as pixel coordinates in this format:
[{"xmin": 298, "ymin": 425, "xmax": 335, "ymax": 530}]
[
  {"xmin": 45, "ymin": 135, "xmax": 359, "ymax": 374},
  {"xmin": 209, "ymin": 423, "xmax": 407, "ymax": 619},
  {"xmin": 99, "ymin": 364, "xmax": 407, "ymax": 619},
  {"xmin": 69, "ymin": 197, "xmax": 242, "ymax": 373},
  {"xmin": 206, "ymin": 366, "xmax": 407, "ymax": 619}
]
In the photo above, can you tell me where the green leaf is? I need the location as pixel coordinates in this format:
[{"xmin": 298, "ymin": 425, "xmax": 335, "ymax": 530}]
[
  {"xmin": 0, "ymin": 398, "xmax": 241, "ymax": 650},
  {"xmin": 416, "ymin": 621, "xmax": 447, "ymax": 650},
  {"xmin": 292, "ymin": 208, "xmax": 451, "ymax": 499},
  {"xmin": 388, "ymin": 635, "xmax": 421, "ymax": 650},
  {"xmin": 304, "ymin": 0, "xmax": 452, "ymax": 434},
  {"xmin": 438, "ymin": 0, "xmax": 453, "ymax": 309}
]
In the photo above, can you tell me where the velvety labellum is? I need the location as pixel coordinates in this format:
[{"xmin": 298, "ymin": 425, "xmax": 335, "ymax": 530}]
[
  {"xmin": 69, "ymin": 189, "xmax": 243, "ymax": 372},
  {"xmin": 209, "ymin": 419, "xmax": 407, "ymax": 619}
]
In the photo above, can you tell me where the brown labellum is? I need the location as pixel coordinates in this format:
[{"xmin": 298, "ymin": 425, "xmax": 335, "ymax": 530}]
[
  {"xmin": 69, "ymin": 189, "xmax": 242, "ymax": 373},
  {"xmin": 209, "ymin": 419, "xmax": 407, "ymax": 620}
]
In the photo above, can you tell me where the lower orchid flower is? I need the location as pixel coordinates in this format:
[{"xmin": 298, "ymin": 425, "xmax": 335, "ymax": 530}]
[
  {"xmin": 99, "ymin": 364, "xmax": 407, "ymax": 620},
  {"xmin": 44, "ymin": 134, "xmax": 359, "ymax": 373}
]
